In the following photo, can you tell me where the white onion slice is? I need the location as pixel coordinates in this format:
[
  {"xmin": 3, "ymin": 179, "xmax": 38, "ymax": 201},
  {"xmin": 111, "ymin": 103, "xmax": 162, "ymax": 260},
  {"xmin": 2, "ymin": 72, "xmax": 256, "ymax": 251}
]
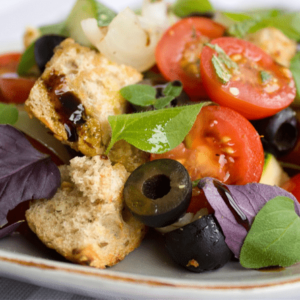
[{"xmin": 81, "ymin": 1, "xmax": 169, "ymax": 72}]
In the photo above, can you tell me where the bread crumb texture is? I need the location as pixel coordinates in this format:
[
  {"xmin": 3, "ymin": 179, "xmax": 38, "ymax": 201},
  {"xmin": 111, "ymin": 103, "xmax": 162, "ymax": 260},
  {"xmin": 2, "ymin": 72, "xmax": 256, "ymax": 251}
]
[
  {"xmin": 26, "ymin": 155, "xmax": 146, "ymax": 269},
  {"xmin": 25, "ymin": 38, "xmax": 142, "ymax": 156}
]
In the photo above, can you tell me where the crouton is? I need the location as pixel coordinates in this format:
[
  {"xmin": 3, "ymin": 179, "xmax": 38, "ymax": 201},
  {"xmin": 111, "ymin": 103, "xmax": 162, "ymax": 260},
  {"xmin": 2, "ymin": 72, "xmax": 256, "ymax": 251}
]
[
  {"xmin": 245, "ymin": 27, "xmax": 297, "ymax": 67},
  {"xmin": 25, "ymin": 38, "xmax": 143, "ymax": 157},
  {"xmin": 26, "ymin": 155, "xmax": 146, "ymax": 269}
]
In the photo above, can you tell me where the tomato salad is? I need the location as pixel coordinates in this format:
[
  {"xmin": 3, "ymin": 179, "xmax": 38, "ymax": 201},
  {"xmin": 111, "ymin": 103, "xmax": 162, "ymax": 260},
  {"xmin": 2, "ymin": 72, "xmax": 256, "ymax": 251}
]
[{"xmin": 1, "ymin": 0, "xmax": 300, "ymax": 273}]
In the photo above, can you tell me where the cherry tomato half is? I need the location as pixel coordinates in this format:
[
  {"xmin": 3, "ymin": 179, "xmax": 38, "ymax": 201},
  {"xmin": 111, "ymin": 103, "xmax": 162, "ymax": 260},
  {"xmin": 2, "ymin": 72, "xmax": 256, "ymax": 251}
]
[
  {"xmin": 155, "ymin": 17, "xmax": 225, "ymax": 100},
  {"xmin": 200, "ymin": 37, "xmax": 296, "ymax": 120},
  {"xmin": 281, "ymin": 173, "xmax": 300, "ymax": 203},
  {"xmin": 151, "ymin": 105, "xmax": 264, "ymax": 185},
  {"xmin": 0, "ymin": 53, "xmax": 35, "ymax": 103}
]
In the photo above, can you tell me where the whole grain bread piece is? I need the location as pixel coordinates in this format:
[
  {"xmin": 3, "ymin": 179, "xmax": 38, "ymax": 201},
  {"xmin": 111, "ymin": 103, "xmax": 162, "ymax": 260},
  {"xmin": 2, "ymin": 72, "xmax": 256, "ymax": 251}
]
[
  {"xmin": 25, "ymin": 38, "xmax": 143, "ymax": 157},
  {"xmin": 25, "ymin": 155, "xmax": 146, "ymax": 269}
]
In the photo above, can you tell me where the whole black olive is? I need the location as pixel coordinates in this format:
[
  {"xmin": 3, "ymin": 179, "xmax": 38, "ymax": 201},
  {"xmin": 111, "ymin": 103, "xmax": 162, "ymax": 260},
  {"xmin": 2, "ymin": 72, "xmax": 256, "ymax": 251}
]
[
  {"xmin": 123, "ymin": 159, "xmax": 192, "ymax": 228},
  {"xmin": 165, "ymin": 214, "xmax": 232, "ymax": 273},
  {"xmin": 132, "ymin": 79, "xmax": 190, "ymax": 112},
  {"xmin": 183, "ymin": 12, "xmax": 215, "ymax": 19},
  {"xmin": 251, "ymin": 107, "xmax": 298, "ymax": 157},
  {"xmin": 34, "ymin": 34, "xmax": 67, "ymax": 73}
]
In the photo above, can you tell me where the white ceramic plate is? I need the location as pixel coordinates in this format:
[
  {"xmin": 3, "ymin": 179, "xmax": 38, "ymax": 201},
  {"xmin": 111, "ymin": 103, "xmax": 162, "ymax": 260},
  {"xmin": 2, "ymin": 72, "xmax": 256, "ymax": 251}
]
[{"xmin": 1, "ymin": 0, "xmax": 300, "ymax": 299}]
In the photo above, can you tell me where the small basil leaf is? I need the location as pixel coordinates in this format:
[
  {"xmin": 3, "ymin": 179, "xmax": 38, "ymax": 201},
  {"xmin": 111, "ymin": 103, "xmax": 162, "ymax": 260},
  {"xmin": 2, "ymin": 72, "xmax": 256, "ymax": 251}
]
[
  {"xmin": 163, "ymin": 81, "xmax": 183, "ymax": 98},
  {"xmin": 240, "ymin": 196, "xmax": 300, "ymax": 269},
  {"xmin": 211, "ymin": 55, "xmax": 232, "ymax": 84},
  {"xmin": 39, "ymin": 21, "xmax": 66, "ymax": 36},
  {"xmin": 172, "ymin": 0, "xmax": 214, "ymax": 18},
  {"xmin": 0, "ymin": 125, "xmax": 61, "ymax": 228},
  {"xmin": 0, "ymin": 221, "xmax": 25, "ymax": 239},
  {"xmin": 222, "ymin": 12, "xmax": 253, "ymax": 22},
  {"xmin": 154, "ymin": 96, "xmax": 174, "ymax": 110},
  {"xmin": 17, "ymin": 42, "xmax": 36, "ymax": 76},
  {"xmin": 290, "ymin": 52, "xmax": 300, "ymax": 100},
  {"xmin": 120, "ymin": 84, "xmax": 157, "ymax": 107},
  {"xmin": 260, "ymin": 70, "xmax": 272, "ymax": 83},
  {"xmin": 95, "ymin": 1, "xmax": 117, "ymax": 27},
  {"xmin": 106, "ymin": 102, "xmax": 209, "ymax": 154},
  {"xmin": 0, "ymin": 104, "xmax": 18, "ymax": 125}
]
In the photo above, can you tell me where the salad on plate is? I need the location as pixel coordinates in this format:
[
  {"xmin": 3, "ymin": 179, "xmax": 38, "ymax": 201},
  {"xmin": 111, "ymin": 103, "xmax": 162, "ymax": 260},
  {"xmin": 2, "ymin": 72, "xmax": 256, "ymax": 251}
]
[{"xmin": 1, "ymin": 0, "xmax": 300, "ymax": 274}]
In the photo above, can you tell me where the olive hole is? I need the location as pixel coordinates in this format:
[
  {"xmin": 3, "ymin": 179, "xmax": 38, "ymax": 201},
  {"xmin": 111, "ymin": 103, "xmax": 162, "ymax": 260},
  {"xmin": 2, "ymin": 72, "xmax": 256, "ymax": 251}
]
[
  {"xmin": 274, "ymin": 122, "xmax": 297, "ymax": 151},
  {"xmin": 142, "ymin": 174, "xmax": 171, "ymax": 200}
]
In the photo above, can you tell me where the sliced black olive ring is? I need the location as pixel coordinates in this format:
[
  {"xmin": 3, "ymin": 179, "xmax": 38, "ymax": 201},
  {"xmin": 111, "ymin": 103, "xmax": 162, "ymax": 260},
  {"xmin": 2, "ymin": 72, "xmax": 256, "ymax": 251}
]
[{"xmin": 123, "ymin": 159, "xmax": 192, "ymax": 228}]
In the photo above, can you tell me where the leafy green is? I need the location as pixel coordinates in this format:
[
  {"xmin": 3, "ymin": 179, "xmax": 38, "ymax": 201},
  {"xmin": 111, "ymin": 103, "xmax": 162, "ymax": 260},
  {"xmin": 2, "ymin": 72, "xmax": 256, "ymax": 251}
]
[
  {"xmin": 120, "ymin": 82, "xmax": 183, "ymax": 109},
  {"xmin": 240, "ymin": 196, "xmax": 300, "ymax": 269},
  {"xmin": 172, "ymin": 0, "xmax": 214, "ymax": 18},
  {"xmin": 105, "ymin": 102, "xmax": 209, "ymax": 154},
  {"xmin": 290, "ymin": 52, "xmax": 300, "ymax": 101},
  {"xmin": 207, "ymin": 43, "xmax": 239, "ymax": 84},
  {"xmin": 260, "ymin": 71, "xmax": 272, "ymax": 83},
  {"xmin": 226, "ymin": 10, "xmax": 300, "ymax": 41},
  {"xmin": 17, "ymin": 42, "xmax": 36, "ymax": 76},
  {"xmin": 0, "ymin": 104, "xmax": 18, "ymax": 125}
]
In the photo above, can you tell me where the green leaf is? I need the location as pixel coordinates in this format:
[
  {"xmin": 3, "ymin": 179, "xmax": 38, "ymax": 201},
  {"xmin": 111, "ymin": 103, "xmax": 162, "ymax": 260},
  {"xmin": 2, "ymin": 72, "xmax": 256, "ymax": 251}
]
[
  {"xmin": 211, "ymin": 55, "xmax": 232, "ymax": 84},
  {"xmin": 222, "ymin": 12, "xmax": 253, "ymax": 22},
  {"xmin": 17, "ymin": 42, "xmax": 36, "ymax": 76},
  {"xmin": 0, "ymin": 104, "xmax": 19, "ymax": 125},
  {"xmin": 39, "ymin": 21, "xmax": 66, "ymax": 36},
  {"xmin": 240, "ymin": 196, "xmax": 300, "ymax": 269},
  {"xmin": 120, "ymin": 84, "xmax": 156, "ymax": 107},
  {"xmin": 172, "ymin": 0, "xmax": 214, "ymax": 18},
  {"xmin": 260, "ymin": 71, "xmax": 272, "ymax": 83},
  {"xmin": 95, "ymin": 1, "xmax": 117, "ymax": 27},
  {"xmin": 105, "ymin": 102, "xmax": 209, "ymax": 154},
  {"xmin": 153, "ymin": 96, "xmax": 174, "ymax": 110},
  {"xmin": 163, "ymin": 81, "xmax": 183, "ymax": 98},
  {"xmin": 290, "ymin": 52, "xmax": 300, "ymax": 101}
]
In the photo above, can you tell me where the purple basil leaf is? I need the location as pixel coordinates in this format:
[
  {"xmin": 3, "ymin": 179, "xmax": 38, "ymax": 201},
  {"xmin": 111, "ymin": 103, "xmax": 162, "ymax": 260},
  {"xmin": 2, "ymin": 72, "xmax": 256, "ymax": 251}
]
[
  {"xmin": 198, "ymin": 177, "xmax": 300, "ymax": 258},
  {"xmin": 0, "ymin": 125, "xmax": 61, "ymax": 227},
  {"xmin": 0, "ymin": 221, "xmax": 25, "ymax": 239}
]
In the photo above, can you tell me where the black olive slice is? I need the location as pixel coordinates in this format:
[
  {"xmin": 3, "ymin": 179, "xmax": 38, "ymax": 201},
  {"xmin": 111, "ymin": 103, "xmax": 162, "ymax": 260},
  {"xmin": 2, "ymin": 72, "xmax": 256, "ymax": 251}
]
[
  {"xmin": 165, "ymin": 214, "xmax": 232, "ymax": 273},
  {"xmin": 123, "ymin": 159, "xmax": 192, "ymax": 227},
  {"xmin": 251, "ymin": 107, "xmax": 298, "ymax": 157},
  {"xmin": 34, "ymin": 34, "xmax": 67, "ymax": 73}
]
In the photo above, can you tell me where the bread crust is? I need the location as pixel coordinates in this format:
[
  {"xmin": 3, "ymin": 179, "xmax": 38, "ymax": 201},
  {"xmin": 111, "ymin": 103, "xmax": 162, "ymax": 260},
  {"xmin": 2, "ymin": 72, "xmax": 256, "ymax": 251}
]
[
  {"xmin": 26, "ymin": 156, "xmax": 146, "ymax": 268},
  {"xmin": 25, "ymin": 38, "xmax": 142, "ymax": 157}
]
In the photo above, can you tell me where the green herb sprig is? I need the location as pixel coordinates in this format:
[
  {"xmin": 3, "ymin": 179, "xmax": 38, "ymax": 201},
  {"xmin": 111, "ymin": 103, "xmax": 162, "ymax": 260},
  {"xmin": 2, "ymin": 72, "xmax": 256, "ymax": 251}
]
[{"xmin": 240, "ymin": 196, "xmax": 300, "ymax": 269}]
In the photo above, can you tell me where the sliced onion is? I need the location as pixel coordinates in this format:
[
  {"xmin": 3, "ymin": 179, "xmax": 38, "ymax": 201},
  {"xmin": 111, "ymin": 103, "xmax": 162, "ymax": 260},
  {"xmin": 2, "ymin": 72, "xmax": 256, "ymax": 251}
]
[
  {"xmin": 81, "ymin": 1, "xmax": 170, "ymax": 72},
  {"xmin": 14, "ymin": 110, "xmax": 72, "ymax": 164}
]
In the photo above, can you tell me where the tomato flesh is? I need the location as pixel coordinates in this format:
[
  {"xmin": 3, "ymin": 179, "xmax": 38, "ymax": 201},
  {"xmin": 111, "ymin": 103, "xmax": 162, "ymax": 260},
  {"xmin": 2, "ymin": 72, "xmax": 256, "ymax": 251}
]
[
  {"xmin": 281, "ymin": 174, "xmax": 300, "ymax": 204},
  {"xmin": 200, "ymin": 37, "xmax": 296, "ymax": 120},
  {"xmin": 155, "ymin": 17, "xmax": 225, "ymax": 100},
  {"xmin": 0, "ymin": 53, "xmax": 35, "ymax": 103},
  {"xmin": 151, "ymin": 105, "xmax": 264, "ymax": 185}
]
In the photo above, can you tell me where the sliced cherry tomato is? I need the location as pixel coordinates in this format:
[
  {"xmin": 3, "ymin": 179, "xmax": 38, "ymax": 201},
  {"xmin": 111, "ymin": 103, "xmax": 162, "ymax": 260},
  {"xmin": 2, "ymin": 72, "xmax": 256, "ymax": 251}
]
[
  {"xmin": 151, "ymin": 105, "xmax": 264, "ymax": 185},
  {"xmin": 200, "ymin": 37, "xmax": 296, "ymax": 120},
  {"xmin": 187, "ymin": 186, "xmax": 214, "ymax": 214},
  {"xmin": 155, "ymin": 17, "xmax": 225, "ymax": 100},
  {"xmin": 0, "ymin": 53, "xmax": 35, "ymax": 103},
  {"xmin": 281, "ymin": 173, "xmax": 300, "ymax": 203}
]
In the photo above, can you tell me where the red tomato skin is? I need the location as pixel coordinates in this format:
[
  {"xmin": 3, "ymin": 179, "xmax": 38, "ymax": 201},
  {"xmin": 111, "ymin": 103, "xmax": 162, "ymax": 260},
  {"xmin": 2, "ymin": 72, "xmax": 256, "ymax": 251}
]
[
  {"xmin": 155, "ymin": 17, "xmax": 225, "ymax": 100},
  {"xmin": 281, "ymin": 174, "xmax": 300, "ymax": 203},
  {"xmin": 200, "ymin": 37, "xmax": 296, "ymax": 120},
  {"xmin": 151, "ymin": 105, "xmax": 264, "ymax": 185},
  {"xmin": 0, "ymin": 53, "xmax": 35, "ymax": 104}
]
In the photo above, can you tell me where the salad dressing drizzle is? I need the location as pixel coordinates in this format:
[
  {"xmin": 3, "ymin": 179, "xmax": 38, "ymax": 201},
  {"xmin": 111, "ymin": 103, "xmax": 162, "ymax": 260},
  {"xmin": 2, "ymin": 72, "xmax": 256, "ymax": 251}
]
[{"xmin": 43, "ymin": 71, "xmax": 86, "ymax": 142}]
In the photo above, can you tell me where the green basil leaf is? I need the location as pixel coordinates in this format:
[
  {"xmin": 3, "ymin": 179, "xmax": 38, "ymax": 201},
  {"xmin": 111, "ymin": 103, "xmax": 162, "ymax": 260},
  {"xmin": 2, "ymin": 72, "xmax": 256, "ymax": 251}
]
[
  {"xmin": 105, "ymin": 102, "xmax": 209, "ymax": 154},
  {"xmin": 290, "ymin": 52, "xmax": 300, "ymax": 100},
  {"xmin": 0, "ymin": 104, "xmax": 19, "ymax": 125},
  {"xmin": 222, "ymin": 12, "xmax": 253, "ymax": 22},
  {"xmin": 260, "ymin": 70, "xmax": 272, "ymax": 83},
  {"xmin": 120, "ymin": 84, "xmax": 156, "ymax": 107},
  {"xmin": 95, "ymin": 1, "xmax": 117, "ymax": 27},
  {"xmin": 248, "ymin": 13, "xmax": 300, "ymax": 41},
  {"xmin": 17, "ymin": 42, "xmax": 36, "ymax": 76},
  {"xmin": 172, "ymin": 0, "xmax": 214, "ymax": 18},
  {"xmin": 240, "ymin": 196, "xmax": 300, "ymax": 269},
  {"xmin": 211, "ymin": 55, "xmax": 232, "ymax": 84},
  {"xmin": 39, "ymin": 21, "xmax": 66, "ymax": 36},
  {"xmin": 163, "ymin": 81, "xmax": 183, "ymax": 98},
  {"xmin": 153, "ymin": 96, "xmax": 174, "ymax": 110}
]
